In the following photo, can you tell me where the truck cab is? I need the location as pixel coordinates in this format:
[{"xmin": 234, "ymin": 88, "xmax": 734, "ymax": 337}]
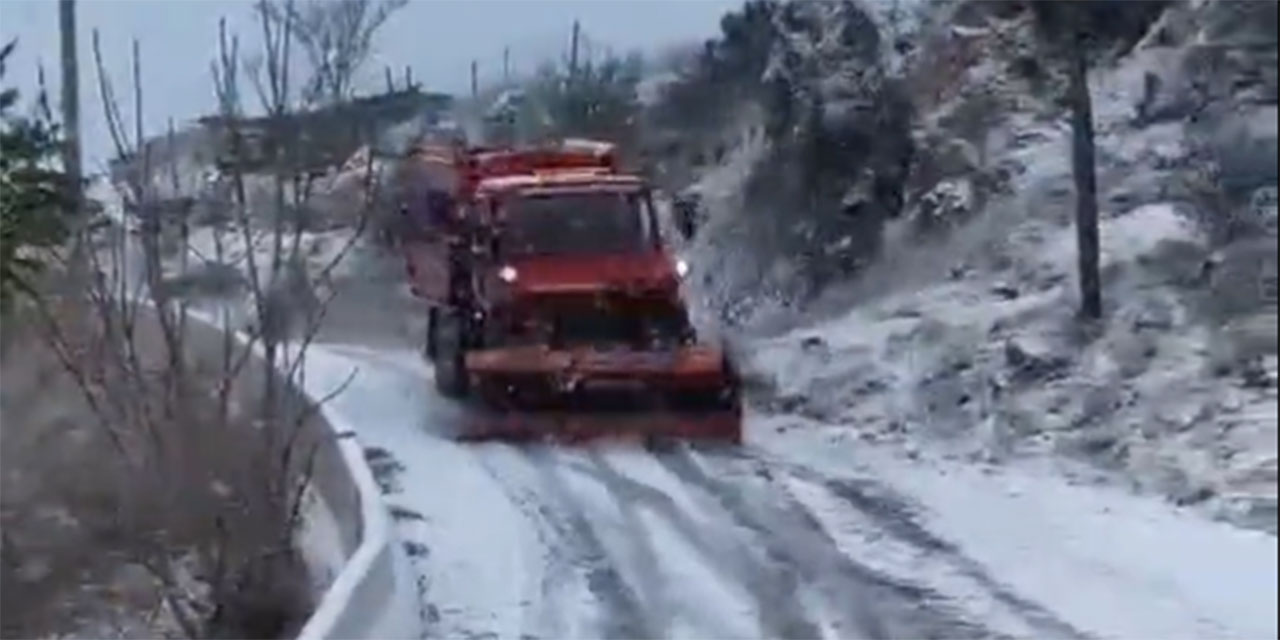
[{"xmin": 473, "ymin": 175, "xmax": 694, "ymax": 347}]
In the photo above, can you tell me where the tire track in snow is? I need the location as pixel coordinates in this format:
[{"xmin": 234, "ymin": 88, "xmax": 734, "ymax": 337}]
[
  {"xmin": 715, "ymin": 444, "xmax": 957, "ymax": 552},
  {"xmin": 658, "ymin": 446, "xmax": 1000, "ymax": 640},
  {"xmin": 558, "ymin": 452, "xmax": 674, "ymax": 637},
  {"xmin": 316, "ymin": 342, "xmax": 1066, "ymax": 638},
  {"xmin": 481, "ymin": 446, "xmax": 654, "ymax": 639},
  {"xmin": 315, "ymin": 344, "xmax": 651, "ymax": 638},
  {"xmin": 780, "ymin": 471, "xmax": 1086, "ymax": 640},
  {"xmin": 716, "ymin": 445, "xmax": 1091, "ymax": 639},
  {"xmin": 471, "ymin": 445, "xmax": 582, "ymax": 639},
  {"xmin": 569, "ymin": 451, "xmax": 825, "ymax": 639}
]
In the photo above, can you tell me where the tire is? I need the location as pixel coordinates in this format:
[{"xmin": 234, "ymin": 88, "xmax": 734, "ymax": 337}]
[
  {"xmin": 424, "ymin": 306, "xmax": 439, "ymax": 359},
  {"xmin": 432, "ymin": 309, "xmax": 469, "ymax": 398}
]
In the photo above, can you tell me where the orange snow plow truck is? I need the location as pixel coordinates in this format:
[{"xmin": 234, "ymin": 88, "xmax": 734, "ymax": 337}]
[{"xmin": 396, "ymin": 138, "xmax": 742, "ymax": 444}]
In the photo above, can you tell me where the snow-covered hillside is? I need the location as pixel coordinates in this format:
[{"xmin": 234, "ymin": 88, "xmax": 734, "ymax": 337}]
[{"xmin": 678, "ymin": 0, "xmax": 1276, "ymax": 534}]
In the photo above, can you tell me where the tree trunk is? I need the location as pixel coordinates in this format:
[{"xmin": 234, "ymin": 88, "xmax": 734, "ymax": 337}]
[{"xmin": 1067, "ymin": 36, "xmax": 1102, "ymax": 319}]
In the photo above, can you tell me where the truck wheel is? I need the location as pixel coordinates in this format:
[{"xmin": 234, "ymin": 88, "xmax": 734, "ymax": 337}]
[
  {"xmin": 424, "ymin": 306, "xmax": 439, "ymax": 359},
  {"xmin": 432, "ymin": 310, "xmax": 469, "ymax": 398}
]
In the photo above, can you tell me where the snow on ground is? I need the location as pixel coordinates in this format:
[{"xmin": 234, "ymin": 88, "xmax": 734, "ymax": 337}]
[
  {"xmin": 752, "ymin": 414, "xmax": 1278, "ymax": 640},
  {"xmin": 297, "ymin": 344, "xmax": 544, "ymax": 640},
  {"xmin": 295, "ymin": 337, "xmax": 1278, "ymax": 640},
  {"xmin": 299, "ymin": 342, "xmax": 774, "ymax": 639},
  {"xmin": 779, "ymin": 471, "xmax": 1055, "ymax": 639}
]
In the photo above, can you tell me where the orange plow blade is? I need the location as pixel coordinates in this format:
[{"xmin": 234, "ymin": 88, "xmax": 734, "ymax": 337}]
[
  {"xmin": 452, "ymin": 345, "xmax": 744, "ymax": 446},
  {"xmin": 454, "ymin": 409, "xmax": 742, "ymax": 445}
]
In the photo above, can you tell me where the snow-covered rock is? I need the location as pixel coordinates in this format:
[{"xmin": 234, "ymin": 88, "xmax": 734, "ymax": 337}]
[{"xmin": 914, "ymin": 178, "xmax": 975, "ymax": 230}]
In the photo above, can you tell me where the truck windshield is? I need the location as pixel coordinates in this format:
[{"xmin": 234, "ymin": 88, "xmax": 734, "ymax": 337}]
[{"xmin": 502, "ymin": 192, "xmax": 652, "ymax": 257}]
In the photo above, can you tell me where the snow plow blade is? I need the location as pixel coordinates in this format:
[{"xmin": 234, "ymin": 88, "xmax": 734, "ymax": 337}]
[
  {"xmin": 454, "ymin": 410, "xmax": 742, "ymax": 445},
  {"xmin": 452, "ymin": 346, "xmax": 743, "ymax": 445}
]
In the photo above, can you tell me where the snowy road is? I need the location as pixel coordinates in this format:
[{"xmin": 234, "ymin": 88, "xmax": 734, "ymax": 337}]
[{"xmin": 301, "ymin": 342, "xmax": 1277, "ymax": 640}]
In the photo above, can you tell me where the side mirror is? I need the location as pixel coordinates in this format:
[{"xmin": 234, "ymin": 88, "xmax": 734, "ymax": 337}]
[{"xmin": 674, "ymin": 197, "xmax": 700, "ymax": 241}]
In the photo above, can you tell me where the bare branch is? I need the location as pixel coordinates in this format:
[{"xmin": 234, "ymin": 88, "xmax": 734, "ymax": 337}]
[
  {"xmin": 262, "ymin": 0, "xmax": 408, "ymax": 104},
  {"xmin": 91, "ymin": 29, "xmax": 134, "ymax": 183}
]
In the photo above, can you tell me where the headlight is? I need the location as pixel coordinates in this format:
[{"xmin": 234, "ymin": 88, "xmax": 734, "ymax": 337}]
[
  {"xmin": 498, "ymin": 265, "xmax": 518, "ymax": 283},
  {"xmin": 674, "ymin": 258, "xmax": 690, "ymax": 278}
]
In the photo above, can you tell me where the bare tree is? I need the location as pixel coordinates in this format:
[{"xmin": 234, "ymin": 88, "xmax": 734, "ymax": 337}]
[
  {"xmin": 19, "ymin": 0, "xmax": 378, "ymax": 634},
  {"xmin": 261, "ymin": 0, "xmax": 408, "ymax": 106}
]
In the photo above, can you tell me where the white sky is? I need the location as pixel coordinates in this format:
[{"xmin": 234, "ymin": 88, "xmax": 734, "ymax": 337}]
[{"xmin": 0, "ymin": 0, "xmax": 740, "ymax": 168}]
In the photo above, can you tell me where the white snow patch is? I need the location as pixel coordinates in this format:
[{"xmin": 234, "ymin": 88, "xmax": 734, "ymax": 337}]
[
  {"xmin": 781, "ymin": 473, "xmax": 1048, "ymax": 639},
  {"xmin": 553, "ymin": 452, "xmax": 679, "ymax": 636},
  {"xmin": 1041, "ymin": 202, "xmax": 1204, "ymax": 275},
  {"xmin": 596, "ymin": 450, "xmax": 717, "ymax": 526},
  {"xmin": 468, "ymin": 446, "xmax": 612, "ymax": 640},
  {"xmin": 634, "ymin": 507, "xmax": 759, "ymax": 640},
  {"xmin": 756, "ymin": 422, "xmax": 1279, "ymax": 640},
  {"xmin": 546, "ymin": 452, "xmax": 643, "ymax": 639},
  {"xmin": 594, "ymin": 450, "xmax": 762, "ymax": 637}
]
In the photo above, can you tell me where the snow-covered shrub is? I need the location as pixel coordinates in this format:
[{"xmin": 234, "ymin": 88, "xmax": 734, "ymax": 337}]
[{"xmin": 649, "ymin": 0, "xmax": 916, "ymax": 316}]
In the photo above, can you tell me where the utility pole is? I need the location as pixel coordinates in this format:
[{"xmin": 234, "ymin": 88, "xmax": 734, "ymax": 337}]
[
  {"xmin": 404, "ymin": 65, "xmax": 413, "ymax": 90},
  {"xmin": 1067, "ymin": 23, "xmax": 1102, "ymax": 319},
  {"xmin": 569, "ymin": 20, "xmax": 581, "ymax": 81},
  {"xmin": 59, "ymin": 0, "xmax": 82, "ymax": 212},
  {"xmin": 470, "ymin": 60, "xmax": 478, "ymax": 99},
  {"xmin": 503, "ymin": 46, "xmax": 510, "ymax": 85},
  {"xmin": 385, "ymin": 65, "xmax": 395, "ymax": 93},
  {"xmin": 568, "ymin": 20, "xmax": 581, "ymax": 124}
]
